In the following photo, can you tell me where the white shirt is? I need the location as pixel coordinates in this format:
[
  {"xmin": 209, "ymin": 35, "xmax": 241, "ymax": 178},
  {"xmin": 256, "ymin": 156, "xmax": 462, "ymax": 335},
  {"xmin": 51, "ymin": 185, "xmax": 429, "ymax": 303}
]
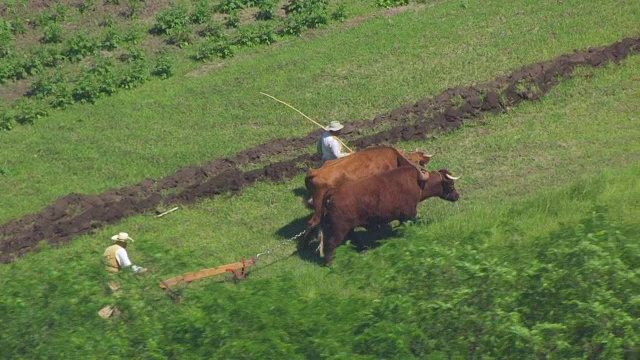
[
  {"xmin": 115, "ymin": 247, "xmax": 144, "ymax": 273},
  {"xmin": 318, "ymin": 132, "xmax": 348, "ymax": 161}
]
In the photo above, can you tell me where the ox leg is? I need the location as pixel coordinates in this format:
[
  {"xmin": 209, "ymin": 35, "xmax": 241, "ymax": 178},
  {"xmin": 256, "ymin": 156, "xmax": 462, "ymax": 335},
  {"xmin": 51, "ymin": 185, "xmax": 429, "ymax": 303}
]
[
  {"xmin": 305, "ymin": 191, "xmax": 325, "ymax": 241},
  {"xmin": 406, "ymin": 207, "xmax": 418, "ymax": 222},
  {"xmin": 397, "ymin": 207, "xmax": 419, "ymax": 225}
]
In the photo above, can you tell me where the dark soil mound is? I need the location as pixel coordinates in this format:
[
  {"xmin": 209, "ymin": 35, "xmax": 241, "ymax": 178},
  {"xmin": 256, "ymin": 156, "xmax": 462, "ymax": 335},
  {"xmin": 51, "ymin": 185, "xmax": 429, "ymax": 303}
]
[{"xmin": 1, "ymin": 36, "xmax": 638, "ymax": 263}]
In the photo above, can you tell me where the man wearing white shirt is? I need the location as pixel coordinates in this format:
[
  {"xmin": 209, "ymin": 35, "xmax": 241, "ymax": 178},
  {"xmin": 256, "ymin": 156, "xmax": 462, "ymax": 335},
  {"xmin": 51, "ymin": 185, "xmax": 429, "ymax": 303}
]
[
  {"xmin": 307, "ymin": 121, "xmax": 351, "ymax": 208},
  {"xmin": 104, "ymin": 232, "xmax": 147, "ymax": 273},
  {"xmin": 100, "ymin": 232, "xmax": 147, "ymax": 319},
  {"xmin": 318, "ymin": 121, "xmax": 349, "ymax": 161}
]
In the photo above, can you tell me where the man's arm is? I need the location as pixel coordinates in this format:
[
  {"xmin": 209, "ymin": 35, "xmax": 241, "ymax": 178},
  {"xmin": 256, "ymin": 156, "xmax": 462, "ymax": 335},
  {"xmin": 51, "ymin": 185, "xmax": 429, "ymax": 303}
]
[
  {"xmin": 328, "ymin": 136, "xmax": 348, "ymax": 158},
  {"xmin": 115, "ymin": 248, "xmax": 147, "ymax": 273}
]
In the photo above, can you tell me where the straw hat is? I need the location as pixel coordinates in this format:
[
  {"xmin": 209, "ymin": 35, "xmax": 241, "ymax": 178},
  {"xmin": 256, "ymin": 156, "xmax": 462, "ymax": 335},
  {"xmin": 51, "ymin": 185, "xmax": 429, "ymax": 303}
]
[
  {"xmin": 325, "ymin": 121, "xmax": 344, "ymax": 131},
  {"xmin": 111, "ymin": 232, "xmax": 134, "ymax": 242}
]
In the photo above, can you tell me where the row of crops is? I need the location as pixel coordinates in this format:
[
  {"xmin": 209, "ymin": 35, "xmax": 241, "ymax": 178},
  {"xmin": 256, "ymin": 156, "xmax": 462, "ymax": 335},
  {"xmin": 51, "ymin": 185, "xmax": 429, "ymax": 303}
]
[{"xmin": 0, "ymin": 0, "xmax": 377, "ymax": 130}]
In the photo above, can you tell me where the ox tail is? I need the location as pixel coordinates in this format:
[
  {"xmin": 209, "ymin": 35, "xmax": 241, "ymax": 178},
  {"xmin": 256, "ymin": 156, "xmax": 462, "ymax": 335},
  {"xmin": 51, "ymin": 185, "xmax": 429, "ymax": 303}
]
[
  {"xmin": 304, "ymin": 175, "xmax": 317, "ymax": 209},
  {"xmin": 314, "ymin": 187, "xmax": 336, "ymax": 232},
  {"xmin": 305, "ymin": 186, "xmax": 335, "ymax": 243},
  {"xmin": 317, "ymin": 226, "xmax": 325, "ymax": 258},
  {"xmin": 314, "ymin": 188, "xmax": 336, "ymax": 258},
  {"xmin": 321, "ymin": 188, "xmax": 336, "ymax": 217}
]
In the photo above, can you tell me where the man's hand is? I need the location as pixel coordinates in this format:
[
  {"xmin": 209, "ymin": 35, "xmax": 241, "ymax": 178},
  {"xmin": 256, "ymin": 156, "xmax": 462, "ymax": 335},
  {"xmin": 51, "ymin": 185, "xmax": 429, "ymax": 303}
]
[{"xmin": 131, "ymin": 265, "xmax": 148, "ymax": 273}]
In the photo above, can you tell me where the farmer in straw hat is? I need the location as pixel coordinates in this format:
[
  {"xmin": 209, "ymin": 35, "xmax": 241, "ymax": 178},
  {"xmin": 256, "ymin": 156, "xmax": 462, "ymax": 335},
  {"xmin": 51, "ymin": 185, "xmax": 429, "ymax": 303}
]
[
  {"xmin": 318, "ymin": 121, "xmax": 349, "ymax": 161},
  {"xmin": 99, "ymin": 232, "xmax": 147, "ymax": 319},
  {"xmin": 103, "ymin": 232, "xmax": 148, "ymax": 274}
]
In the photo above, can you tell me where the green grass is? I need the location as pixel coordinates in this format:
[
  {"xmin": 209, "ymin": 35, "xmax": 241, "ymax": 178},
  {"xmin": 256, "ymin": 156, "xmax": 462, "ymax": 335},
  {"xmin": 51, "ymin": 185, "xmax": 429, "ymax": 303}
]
[
  {"xmin": 0, "ymin": 0, "xmax": 639, "ymax": 357},
  {"xmin": 2, "ymin": 42, "xmax": 639, "ymax": 359},
  {"xmin": 1, "ymin": 0, "xmax": 639, "ymax": 223}
]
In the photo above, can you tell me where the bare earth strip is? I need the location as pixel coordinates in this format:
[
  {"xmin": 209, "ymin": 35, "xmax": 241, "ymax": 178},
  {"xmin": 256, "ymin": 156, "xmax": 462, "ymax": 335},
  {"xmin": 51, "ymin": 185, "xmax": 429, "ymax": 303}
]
[{"xmin": 0, "ymin": 36, "xmax": 638, "ymax": 264}]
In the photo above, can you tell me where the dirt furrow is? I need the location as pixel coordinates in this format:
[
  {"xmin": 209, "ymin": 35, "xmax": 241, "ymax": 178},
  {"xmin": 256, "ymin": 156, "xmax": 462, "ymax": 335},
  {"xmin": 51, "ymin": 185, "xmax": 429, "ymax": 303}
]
[{"xmin": 1, "ymin": 35, "xmax": 638, "ymax": 264}]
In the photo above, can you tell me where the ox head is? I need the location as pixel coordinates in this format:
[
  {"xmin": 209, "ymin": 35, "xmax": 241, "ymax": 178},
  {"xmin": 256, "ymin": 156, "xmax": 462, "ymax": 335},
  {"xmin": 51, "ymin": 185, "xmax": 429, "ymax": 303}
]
[
  {"xmin": 438, "ymin": 169, "xmax": 460, "ymax": 201},
  {"xmin": 405, "ymin": 149, "xmax": 433, "ymax": 170},
  {"xmin": 421, "ymin": 169, "xmax": 460, "ymax": 202}
]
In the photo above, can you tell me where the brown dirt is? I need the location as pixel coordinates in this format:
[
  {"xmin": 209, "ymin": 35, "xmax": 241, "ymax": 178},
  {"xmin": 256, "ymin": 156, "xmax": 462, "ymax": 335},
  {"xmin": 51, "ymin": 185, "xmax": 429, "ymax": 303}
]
[{"xmin": 0, "ymin": 35, "xmax": 638, "ymax": 263}]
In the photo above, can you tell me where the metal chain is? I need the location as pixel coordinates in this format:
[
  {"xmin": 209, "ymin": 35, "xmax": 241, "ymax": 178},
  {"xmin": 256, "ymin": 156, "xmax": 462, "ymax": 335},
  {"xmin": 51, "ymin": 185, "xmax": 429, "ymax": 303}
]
[{"xmin": 255, "ymin": 229, "xmax": 306, "ymax": 259}]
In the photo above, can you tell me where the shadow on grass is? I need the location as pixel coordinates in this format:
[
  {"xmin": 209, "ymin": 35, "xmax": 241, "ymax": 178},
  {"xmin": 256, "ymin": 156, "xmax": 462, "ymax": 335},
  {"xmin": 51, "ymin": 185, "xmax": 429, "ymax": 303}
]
[
  {"xmin": 276, "ymin": 214, "xmax": 311, "ymax": 240},
  {"xmin": 291, "ymin": 186, "xmax": 309, "ymax": 199},
  {"xmin": 273, "ymin": 211, "xmax": 325, "ymax": 265},
  {"xmin": 294, "ymin": 223, "xmax": 403, "ymax": 266}
]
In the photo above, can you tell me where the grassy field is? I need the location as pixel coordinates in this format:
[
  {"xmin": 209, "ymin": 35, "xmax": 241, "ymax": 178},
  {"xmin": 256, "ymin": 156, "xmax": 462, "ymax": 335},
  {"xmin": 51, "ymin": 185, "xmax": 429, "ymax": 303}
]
[
  {"xmin": 1, "ymin": 0, "xmax": 639, "ymax": 358},
  {"xmin": 1, "ymin": 0, "xmax": 639, "ymax": 223}
]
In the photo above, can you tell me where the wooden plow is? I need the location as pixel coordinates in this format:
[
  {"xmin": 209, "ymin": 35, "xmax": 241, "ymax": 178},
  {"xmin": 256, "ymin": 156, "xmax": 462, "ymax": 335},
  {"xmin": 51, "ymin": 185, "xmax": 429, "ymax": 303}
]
[
  {"xmin": 159, "ymin": 258, "xmax": 256, "ymax": 290},
  {"xmin": 158, "ymin": 229, "xmax": 306, "ymax": 290}
]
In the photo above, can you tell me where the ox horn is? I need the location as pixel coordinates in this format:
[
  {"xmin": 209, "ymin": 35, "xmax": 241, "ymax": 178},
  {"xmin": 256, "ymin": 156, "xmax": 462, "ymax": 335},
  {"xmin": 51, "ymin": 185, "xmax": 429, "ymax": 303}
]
[
  {"xmin": 445, "ymin": 173, "xmax": 462, "ymax": 180},
  {"xmin": 421, "ymin": 149, "xmax": 435, "ymax": 157}
]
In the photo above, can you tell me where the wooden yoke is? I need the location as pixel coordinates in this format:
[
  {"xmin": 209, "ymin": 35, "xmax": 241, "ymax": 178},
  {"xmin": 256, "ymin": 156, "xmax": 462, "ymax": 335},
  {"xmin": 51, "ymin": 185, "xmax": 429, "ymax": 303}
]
[{"xmin": 159, "ymin": 258, "xmax": 256, "ymax": 289}]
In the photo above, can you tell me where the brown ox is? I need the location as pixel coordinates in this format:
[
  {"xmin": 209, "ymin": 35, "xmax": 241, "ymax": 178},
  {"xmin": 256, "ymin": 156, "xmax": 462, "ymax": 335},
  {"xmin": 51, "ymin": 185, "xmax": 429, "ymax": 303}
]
[
  {"xmin": 304, "ymin": 146, "xmax": 431, "ymax": 239},
  {"xmin": 318, "ymin": 166, "xmax": 460, "ymax": 265}
]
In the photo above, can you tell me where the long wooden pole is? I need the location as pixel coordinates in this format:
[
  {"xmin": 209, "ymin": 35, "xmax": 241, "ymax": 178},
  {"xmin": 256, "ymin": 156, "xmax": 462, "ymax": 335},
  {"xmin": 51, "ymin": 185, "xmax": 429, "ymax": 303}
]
[
  {"xmin": 260, "ymin": 92, "xmax": 353, "ymax": 153},
  {"xmin": 159, "ymin": 260, "xmax": 256, "ymax": 289}
]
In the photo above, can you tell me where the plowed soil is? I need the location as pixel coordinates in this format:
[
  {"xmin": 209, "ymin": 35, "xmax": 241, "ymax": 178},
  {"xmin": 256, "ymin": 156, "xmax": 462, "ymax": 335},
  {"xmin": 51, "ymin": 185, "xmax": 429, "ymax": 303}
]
[{"xmin": 1, "ymin": 36, "xmax": 638, "ymax": 263}]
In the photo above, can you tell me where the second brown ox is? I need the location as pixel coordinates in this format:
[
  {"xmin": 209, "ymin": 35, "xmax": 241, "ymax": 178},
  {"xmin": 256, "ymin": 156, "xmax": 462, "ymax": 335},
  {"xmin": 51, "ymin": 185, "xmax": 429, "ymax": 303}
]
[
  {"xmin": 304, "ymin": 146, "xmax": 431, "ymax": 239},
  {"xmin": 318, "ymin": 165, "xmax": 460, "ymax": 265}
]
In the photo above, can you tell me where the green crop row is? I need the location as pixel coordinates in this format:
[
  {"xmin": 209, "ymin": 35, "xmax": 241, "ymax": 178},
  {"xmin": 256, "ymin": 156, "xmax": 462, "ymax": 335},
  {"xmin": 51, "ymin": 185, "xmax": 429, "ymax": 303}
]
[
  {"xmin": 0, "ymin": 54, "xmax": 173, "ymax": 130},
  {"xmin": 0, "ymin": 0, "xmax": 362, "ymax": 130},
  {"xmin": 0, "ymin": 30, "xmax": 140, "ymax": 83}
]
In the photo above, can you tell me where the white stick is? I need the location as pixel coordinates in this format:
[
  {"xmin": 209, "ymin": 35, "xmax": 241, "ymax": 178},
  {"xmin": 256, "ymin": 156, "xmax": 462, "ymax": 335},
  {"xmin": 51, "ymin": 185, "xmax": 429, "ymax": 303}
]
[{"xmin": 156, "ymin": 207, "xmax": 179, "ymax": 218}]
